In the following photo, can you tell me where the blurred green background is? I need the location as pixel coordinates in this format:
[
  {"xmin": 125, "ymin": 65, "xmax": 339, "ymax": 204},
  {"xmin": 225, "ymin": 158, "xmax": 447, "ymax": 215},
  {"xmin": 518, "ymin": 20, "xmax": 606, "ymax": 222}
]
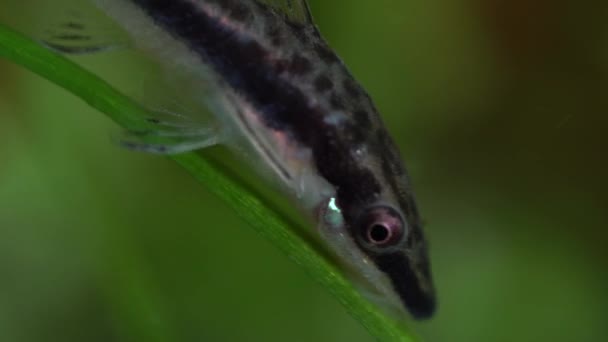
[{"xmin": 1, "ymin": 0, "xmax": 607, "ymax": 341}]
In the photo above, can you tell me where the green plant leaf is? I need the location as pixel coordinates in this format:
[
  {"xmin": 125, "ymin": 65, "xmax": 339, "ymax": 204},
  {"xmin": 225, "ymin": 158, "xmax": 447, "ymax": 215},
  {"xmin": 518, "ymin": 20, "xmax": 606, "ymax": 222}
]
[{"xmin": 0, "ymin": 23, "xmax": 419, "ymax": 342}]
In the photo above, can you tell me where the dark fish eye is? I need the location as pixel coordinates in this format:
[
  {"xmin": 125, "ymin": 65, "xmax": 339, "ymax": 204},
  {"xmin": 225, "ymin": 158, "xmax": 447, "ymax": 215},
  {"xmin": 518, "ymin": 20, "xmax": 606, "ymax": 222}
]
[
  {"xmin": 367, "ymin": 223, "xmax": 393, "ymax": 244},
  {"xmin": 359, "ymin": 206, "xmax": 405, "ymax": 248}
]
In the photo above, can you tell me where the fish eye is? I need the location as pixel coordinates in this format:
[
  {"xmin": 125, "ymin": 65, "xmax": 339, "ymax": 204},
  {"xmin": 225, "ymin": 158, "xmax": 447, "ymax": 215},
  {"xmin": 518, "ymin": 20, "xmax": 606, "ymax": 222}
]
[
  {"xmin": 367, "ymin": 223, "xmax": 393, "ymax": 244},
  {"xmin": 358, "ymin": 206, "xmax": 405, "ymax": 248}
]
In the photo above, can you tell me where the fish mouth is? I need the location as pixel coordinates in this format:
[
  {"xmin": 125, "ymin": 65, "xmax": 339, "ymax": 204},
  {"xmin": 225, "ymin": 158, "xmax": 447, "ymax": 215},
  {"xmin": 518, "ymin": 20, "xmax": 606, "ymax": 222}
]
[{"xmin": 374, "ymin": 252, "xmax": 436, "ymax": 319}]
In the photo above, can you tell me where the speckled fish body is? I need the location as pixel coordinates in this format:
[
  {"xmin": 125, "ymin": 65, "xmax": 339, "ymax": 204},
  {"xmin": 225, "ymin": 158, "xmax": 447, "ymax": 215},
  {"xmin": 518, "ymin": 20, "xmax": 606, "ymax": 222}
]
[{"xmin": 92, "ymin": 0, "xmax": 436, "ymax": 318}]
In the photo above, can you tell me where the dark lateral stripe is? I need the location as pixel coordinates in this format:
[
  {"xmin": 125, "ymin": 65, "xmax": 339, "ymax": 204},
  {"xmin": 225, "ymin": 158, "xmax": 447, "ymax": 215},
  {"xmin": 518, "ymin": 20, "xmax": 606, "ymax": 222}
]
[
  {"xmin": 130, "ymin": 0, "xmax": 381, "ymax": 211},
  {"xmin": 375, "ymin": 253, "xmax": 436, "ymax": 319},
  {"xmin": 131, "ymin": 0, "xmax": 320, "ymax": 139},
  {"xmin": 129, "ymin": 0, "xmax": 436, "ymax": 316}
]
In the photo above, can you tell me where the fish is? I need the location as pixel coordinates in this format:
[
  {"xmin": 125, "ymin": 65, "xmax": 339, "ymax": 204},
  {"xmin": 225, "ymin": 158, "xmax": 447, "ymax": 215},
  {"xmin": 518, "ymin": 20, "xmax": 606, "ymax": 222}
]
[{"xmin": 31, "ymin": 0, "xmax": 437, "ymax": 318}]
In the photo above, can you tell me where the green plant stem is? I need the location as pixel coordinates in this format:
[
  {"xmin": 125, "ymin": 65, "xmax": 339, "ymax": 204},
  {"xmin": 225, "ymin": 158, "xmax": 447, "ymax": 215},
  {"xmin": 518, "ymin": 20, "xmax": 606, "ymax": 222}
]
[{"xmin": 0, "ymin": 24, "xmax": 417, "ymax": 342}]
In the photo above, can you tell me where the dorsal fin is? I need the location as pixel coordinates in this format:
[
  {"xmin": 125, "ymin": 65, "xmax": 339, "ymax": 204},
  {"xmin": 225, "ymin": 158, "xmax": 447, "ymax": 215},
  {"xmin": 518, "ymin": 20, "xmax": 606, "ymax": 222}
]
[{"xmin": 255, "ymin": 0, "xmax": 315, "ymax": 26}]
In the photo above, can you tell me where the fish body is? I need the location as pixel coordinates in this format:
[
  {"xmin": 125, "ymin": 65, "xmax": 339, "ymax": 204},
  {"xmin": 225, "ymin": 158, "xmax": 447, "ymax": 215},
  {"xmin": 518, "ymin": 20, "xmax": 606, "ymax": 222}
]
[{"xmin": 90, "ymin": 0, "xmax": 436, "ymax": 318}]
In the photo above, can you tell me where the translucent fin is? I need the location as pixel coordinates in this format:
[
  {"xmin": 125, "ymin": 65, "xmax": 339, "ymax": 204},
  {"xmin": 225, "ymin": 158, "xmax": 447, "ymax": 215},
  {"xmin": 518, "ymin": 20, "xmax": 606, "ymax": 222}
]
[
  {"xmin": 108, "ymin": 55, "xmax": 229, "ymax": 155},
  {"xmin": 0, "ymin": 0, "xmax": 130, "ymax": 54},
  {"xmin": 136, "ymin": 69, "xmax": 216, "ymax": 126},
  {"xmin": 40, "ymin": 13, "xmax": 130, "ymax": 54},
  {"xmin": 256, "ymin": 0, "xmax": 315, "ymax": 25},
  {"xmin": 2, "ymin": 0, "xmax": 239, "ymax": 155},
  {"xmin": 118, "ymin": 124, "xmax": 221, "ymax": 155},
  {"xmin": 112, "ymin": 39, "xmax": 239, "ymax": 154}
]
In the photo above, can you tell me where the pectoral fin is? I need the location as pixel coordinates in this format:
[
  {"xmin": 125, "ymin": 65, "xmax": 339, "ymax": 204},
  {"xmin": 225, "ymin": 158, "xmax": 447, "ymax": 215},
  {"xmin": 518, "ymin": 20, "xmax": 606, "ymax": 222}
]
[{"xmin": 0, "ymin": 0, "xmax": 130, "ymax": 54}]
